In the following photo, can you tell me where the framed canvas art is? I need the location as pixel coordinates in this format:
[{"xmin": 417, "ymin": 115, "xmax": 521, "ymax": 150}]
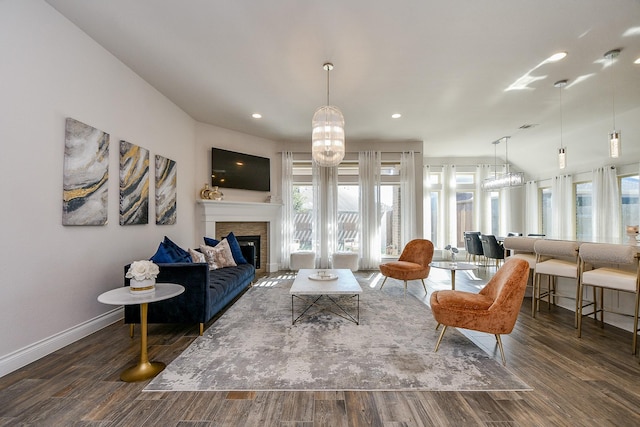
[
  {"xmin": 119, "ymin": 140, "xmax": 149, "ymax": 225},
  {"xmin": 155, "ymin": 154, "xmax": 177, "ymax": 225},
  {"xmin": 62, "ymin": 118, "xmax": 110, "ymax": 226}
]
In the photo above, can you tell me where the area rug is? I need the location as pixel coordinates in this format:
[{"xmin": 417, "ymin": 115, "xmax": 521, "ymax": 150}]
[{"xmin": 145, "ymin": 273, "xmax": 530, "ymax": 392}]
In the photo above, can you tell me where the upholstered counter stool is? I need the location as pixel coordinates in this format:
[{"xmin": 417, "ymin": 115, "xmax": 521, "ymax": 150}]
[
  {"xmin": 332, "ymin": 252, "xmax": 359, "ymax": 271},
  {"xmin": 503, "ymin": 236, "xmax": 540, "ymax": 297},
  {"xmin": 577, "ymin": 243, "xmax": 640, "ymax": 354},
  {"xmin": 532, "ymin": 240, "xmax": 581, "ymax": 324},
  {"xmin": 290, "ymin": 252, "xmax": 315, "ymax": 270}
]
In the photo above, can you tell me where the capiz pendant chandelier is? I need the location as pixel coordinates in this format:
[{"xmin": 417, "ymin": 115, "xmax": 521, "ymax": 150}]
[{"xmin": 312, "ymin": 63, "xmax": 345, "ymax": 167}]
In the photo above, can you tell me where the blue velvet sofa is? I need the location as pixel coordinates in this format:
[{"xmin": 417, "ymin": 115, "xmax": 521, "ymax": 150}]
[{"xmin": 124, "ymin": 244, "xmax": 255, "ymax": 335}]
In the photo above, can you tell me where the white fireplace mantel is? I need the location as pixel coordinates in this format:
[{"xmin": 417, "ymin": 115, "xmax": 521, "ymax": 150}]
[{"xmin": 197, "ymin": 200, "xmax": 282, "ymax": 272}]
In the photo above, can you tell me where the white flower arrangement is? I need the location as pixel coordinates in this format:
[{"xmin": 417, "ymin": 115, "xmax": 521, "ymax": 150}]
[{"xmin": 125, "ymin": 260, "xmax": 160, "ymax": 281}]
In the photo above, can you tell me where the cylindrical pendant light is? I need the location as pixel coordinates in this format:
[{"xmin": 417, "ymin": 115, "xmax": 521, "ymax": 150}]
[
  {"xmin": 312, "ymin": 63, "xmax": 345, "ymax": 167},
  {"xmin": 604, "ymin": 49, "xmax": 621, "ymax": 158},
  {"xmin": 554, "ymin": 79, "xmax": 568, "ymax": 169}
]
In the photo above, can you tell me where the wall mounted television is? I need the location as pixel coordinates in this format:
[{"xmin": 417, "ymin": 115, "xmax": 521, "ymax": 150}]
[{"xmin": 211, "ymin": 147, "xmax": 271, "ymax": 192}]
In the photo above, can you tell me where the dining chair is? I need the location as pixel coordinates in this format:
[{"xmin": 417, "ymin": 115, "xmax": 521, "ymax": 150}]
[
  {"xmin": 464, "ymin": 231, "xmax": 484, "ymax": 264},
  {"xmin": 577, "ymin": 243, "xmax": 640, "ymax": 354},
  {"xmin": 480, "ymin": 234, "xmax": 504, "ymax": 268}
]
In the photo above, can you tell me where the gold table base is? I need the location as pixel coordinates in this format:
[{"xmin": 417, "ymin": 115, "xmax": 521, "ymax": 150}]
[
  {"xmin": 121, "ymin": 302, "xmax": 164, "ymax": 382},
  {"xmin": 120, "ymin": 360, "xmax": 165, "ymax": 382}
]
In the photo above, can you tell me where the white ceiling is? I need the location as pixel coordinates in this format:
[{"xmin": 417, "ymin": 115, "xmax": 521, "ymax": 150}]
[{"xmin": 45, "ymin": 0, "xmax": 640, "ymax": 178}]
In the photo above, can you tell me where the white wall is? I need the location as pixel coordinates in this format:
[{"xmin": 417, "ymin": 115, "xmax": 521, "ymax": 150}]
[{"xmin": 0, "ymin": 0, "xmax": 197, "ymax": 375}]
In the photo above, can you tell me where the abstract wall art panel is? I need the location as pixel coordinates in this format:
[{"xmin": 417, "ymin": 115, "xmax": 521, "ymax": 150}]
[
  {"xmin": 155, "ymin": 155, "xmax": 177, "ymax": 225},
  {"xmin": 62, "ymin": 118, "xmax": 110, "ymax": 226},
  {"xmin": 119, "ymin": 140, "xmax": 149, "ymax": 225}
]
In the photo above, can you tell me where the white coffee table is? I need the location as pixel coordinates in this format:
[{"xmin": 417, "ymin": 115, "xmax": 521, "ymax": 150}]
[
  {"xmin": 429, "ymin": 261, "xmax": 477, "ymax": 290},
  {"xmin": 98, "ymin": 283, "xmax": 184, "ymax": 382},
  {"xmin": 290, "ymin": 269, "xmax": 362, "ymax": 325}
]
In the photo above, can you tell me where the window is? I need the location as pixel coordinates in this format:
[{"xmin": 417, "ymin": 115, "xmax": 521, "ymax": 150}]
[
  {"xmin": 292, "ymin": 185, "xmax": 313, "ymax": 251},
  {"xmin": 337, "ymin": 185, "xmax": 359, "ymax": 252},
  {"xmin": 621, "ymin": 174, "xmax": 640, "ymax": 235},
  {"xmin": 428, "ymin": 191, "xmax": 439, "ymax": 245},
  {"xmin": 575, "ymin": 181, "xmax": 592, "ymax": 241},
  {"xmin": 540, "ymin": 187, "xmax": 552, "ymax": 236},
  {"xmin": 381, "ymin": 184, "xmax": 401, "ymax": 256},
  {"xmin": 456, "ymin": 192, "xmax": 474, "ymax": 247}
]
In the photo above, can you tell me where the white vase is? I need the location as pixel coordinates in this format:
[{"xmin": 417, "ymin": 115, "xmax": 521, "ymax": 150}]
[{"xmin": 129, "ymin": 278, "xmax": 156, "ymax": 295}]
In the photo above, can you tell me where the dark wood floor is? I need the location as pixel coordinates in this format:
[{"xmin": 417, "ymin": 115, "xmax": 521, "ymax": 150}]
[{"xmin": 2, "ymin": 267, "xmax": 640, "ymax": 426}]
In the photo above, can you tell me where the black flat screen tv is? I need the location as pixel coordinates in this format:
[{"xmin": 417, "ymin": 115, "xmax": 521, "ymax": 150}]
[{"xmin": 211, "ymin": 148, "xmax": 270, "ymax": 192}]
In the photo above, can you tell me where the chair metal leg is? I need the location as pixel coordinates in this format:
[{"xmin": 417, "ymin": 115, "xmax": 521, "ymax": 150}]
[
  {"xmin": 420, "ymin": 279, "xmax": 427, "ymax": 295},
  {"xmin": 633, "ymin": 290, "xmax": 640, "ymax": 355},
  {"xmin": 532, "ymin": 272, "xmax": 540, "ymax": 317},
  {"xmin": 380, "ymin": 276, "xmax": 388, "ymax": 290},
  {"xmin": 403, "ymin": 280, "xmax": 407, "ymax": 298},
  {"xmin": 129, "ymin": 323, "xmax": 134, "ymax": 338},
  {"xmin": 434, "ymin": 325, "xmax": 448, "ymax": 352},
  {"xmin": 495, "ymin": 334, "xmax": 506, "ymax": 365}
]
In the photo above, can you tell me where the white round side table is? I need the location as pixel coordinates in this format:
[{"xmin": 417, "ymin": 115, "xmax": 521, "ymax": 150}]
[{"xmin": 98, "ymin": 283, "xmax": 184, "ymax": 382}]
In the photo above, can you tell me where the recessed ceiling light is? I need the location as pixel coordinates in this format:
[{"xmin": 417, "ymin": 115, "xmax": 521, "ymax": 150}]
[
  {"xmin": 252, "ymin": 113, "xmax": 262, "ymax": 119},
  {"xmin": 547, "ymin": 51, "xmax": 568, "ymax": 62},
  {"xmin": 391, "ymin": 113, "xmax": 402, "ymax": 119},
  {"xmin": 634, "ymin": 57, "xmax": 640, "ymax": 64}
]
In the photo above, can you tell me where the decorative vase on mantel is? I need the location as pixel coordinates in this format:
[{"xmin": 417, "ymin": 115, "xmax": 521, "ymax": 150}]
[{"xmin": 129, "ymin": 278, "xmax": 156, "ymax": 295}]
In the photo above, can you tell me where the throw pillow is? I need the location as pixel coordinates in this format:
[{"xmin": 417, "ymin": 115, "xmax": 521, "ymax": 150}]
[
  {"xmin": 225, "ymin": 232, "xmax": 248, "ymax": 264},
  {"xmin": 188, "ymin": 248, "xmax": 206, "ymax": 263},
  {"xmin": 200, "ymin": 239, "xmax": 237, "ymax": 270},
  {"xmin": 203, "ymin": 236, "xmax": 219, "ymax": 247},
  {"xmin": 204, "ymin": 233, "xmax": 247, "ymax": 264},
  {"xmin": 163, "ymin": 236, "xmax": 192, "ymax": 262},
  {"xmin": 150, "ymin": 242, "xmax": 174, "ymax": 263}
]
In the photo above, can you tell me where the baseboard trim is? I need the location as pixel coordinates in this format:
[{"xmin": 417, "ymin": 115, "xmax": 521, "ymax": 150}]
[{"xmin": 0, "ymin": 308, "xmax": 123, "ymax": 378}]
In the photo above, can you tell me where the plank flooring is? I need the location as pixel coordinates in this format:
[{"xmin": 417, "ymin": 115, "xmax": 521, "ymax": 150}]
[{"xmin": 1, "ymin": 267, "xmax": 640, "ymax": 426}]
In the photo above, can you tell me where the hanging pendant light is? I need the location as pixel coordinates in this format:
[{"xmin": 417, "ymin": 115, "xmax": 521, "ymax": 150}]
[
  {"xmin": 481, "ymin": 136, "xmax": 524, "ymax": 191},
  {"xmin": 554, "ymin": 79, "xmax": 568, "ymax": 169},
  {"xmin": 604, "ymin": 49, "xmax": 621, "ymax": 158},
  {"xmin": 312, "ymin": 63, "xmax": 345, "ymax": 167}
]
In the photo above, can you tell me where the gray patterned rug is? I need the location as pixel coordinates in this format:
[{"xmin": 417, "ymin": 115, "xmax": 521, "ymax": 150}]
[{"xmin": 145, "ymin": 272, "xmax": 530, "ymax": 392}]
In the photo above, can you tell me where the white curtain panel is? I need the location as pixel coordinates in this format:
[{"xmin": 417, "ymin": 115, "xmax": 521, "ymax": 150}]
[
  {"xmin": 424, "ymin": 165, "xmax": 434, "ymax": 245},
  {"xmin": 475, "ymin": 165, "xmax": 493, "ymax": 233},
  {"xmin": 592, "ymin": 165, "xmax": 620, "ymax": 241},
  {"xmin": 443, "ymin": 164, "xmax": 458, "ymax": 247},
  {"xmin": 280, "ymin": 151, "xmax": 294, "ymax": 269},
  {"xmin": 313, "ymin": 163, "xmax": 338, "ymax": 268},
  {"xmin": 499, "ymin": 185, "xmax": 512, "ymax": 236},
  {"xmin": 525, "ymin": 180, "xmax": 539, "ymax": 235},
  {"xmin": 400, "ymin": 151, "xmax": 417, "ymax": 247},
  {"xmin": 551, "ymin": 174, "xmax": 574, "ymax": 239},
  {"xmin": 358, "ymin": 151, "xmax": 381, "ymax": 269}
]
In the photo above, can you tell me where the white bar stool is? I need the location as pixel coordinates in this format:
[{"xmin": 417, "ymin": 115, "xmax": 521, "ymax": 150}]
[
  {"xmin": 578, "ymin": 243, "xmax": 640, "ymax": 354},
  {"xmin": 532, "ymin": 240, "xmax": 581, "ymax": 324}
]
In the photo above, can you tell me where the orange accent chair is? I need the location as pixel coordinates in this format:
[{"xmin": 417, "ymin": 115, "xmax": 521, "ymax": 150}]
[
  {"xmin": 379, "ymin": 239, "xmax": 434, "ymax": 295},
  {"xmin": 430, "ymin": 258, "xmax": 530, "ymax": 365}
]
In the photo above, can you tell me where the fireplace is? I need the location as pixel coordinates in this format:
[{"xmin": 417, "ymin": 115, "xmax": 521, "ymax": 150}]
[
  {"xmin": 197, "ymin": 200, "xmax": 281, "ymax": 273},
  {"xmin": 236, "ymin": 235, "xmax": 261, "ymax": 269}
]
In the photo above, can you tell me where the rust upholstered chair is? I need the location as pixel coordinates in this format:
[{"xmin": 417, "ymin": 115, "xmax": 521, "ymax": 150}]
[
  {"xmin": 431, "ymin": 257, "xmax": 530, "ymax": 365},
  {"xmin": 379, "ymin": 239, "xmax": 434, "ymax": 296}
]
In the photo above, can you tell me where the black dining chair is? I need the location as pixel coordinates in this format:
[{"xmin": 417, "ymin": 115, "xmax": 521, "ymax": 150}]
[
  {"xmin": 480, "ymin": 234, "xmax": 505, "ymax": 268},
  {"xmin": 464, "ymin": 231, "xmax": 484, "ymax": 264}
]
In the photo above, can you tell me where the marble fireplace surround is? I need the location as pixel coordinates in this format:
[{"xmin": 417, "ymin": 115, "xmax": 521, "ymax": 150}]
[{"xmin": 197, "ymin": 200, "xmax": 282, "ymax": 272}]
